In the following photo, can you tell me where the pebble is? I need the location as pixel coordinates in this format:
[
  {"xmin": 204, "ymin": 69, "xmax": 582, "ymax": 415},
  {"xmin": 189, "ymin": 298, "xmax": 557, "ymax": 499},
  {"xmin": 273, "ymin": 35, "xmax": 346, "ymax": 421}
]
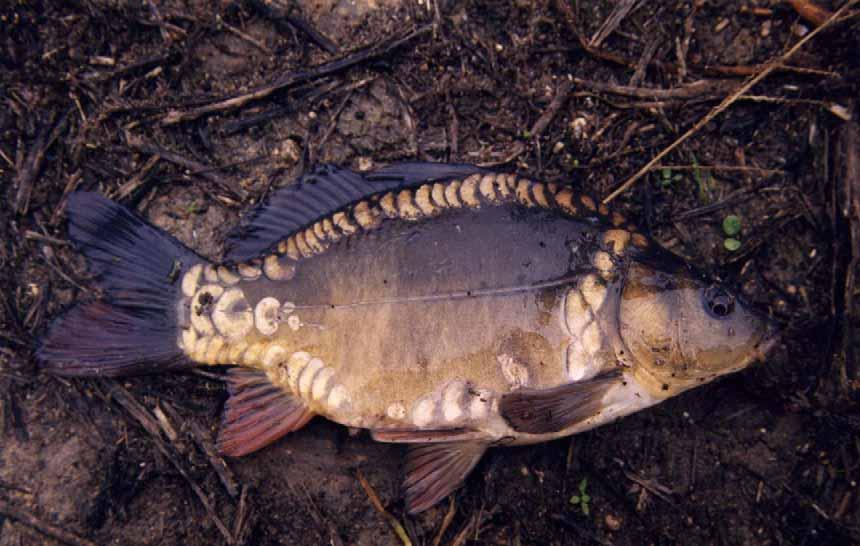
[{"xmin": 605, "ymin": 513, "xmax": 622, "ymax": 531}]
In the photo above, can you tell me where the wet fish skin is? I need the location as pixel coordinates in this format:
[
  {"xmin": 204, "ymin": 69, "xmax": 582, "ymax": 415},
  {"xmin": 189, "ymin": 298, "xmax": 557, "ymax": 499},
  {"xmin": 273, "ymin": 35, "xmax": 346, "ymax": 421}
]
[{"xmin": 38, "ymin": 163, "xmax": 779, "ymax": 513}]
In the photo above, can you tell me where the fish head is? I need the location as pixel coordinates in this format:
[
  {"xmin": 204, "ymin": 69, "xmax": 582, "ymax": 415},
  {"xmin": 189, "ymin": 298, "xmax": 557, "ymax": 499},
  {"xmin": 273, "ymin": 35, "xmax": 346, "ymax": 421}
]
[{"xmin": 617, "ymin": 260, "xmax": 779, "ymax": 398}]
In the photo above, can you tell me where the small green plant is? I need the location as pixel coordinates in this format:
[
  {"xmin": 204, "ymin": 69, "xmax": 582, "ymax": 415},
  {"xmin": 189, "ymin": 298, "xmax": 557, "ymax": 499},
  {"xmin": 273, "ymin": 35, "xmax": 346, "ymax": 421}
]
[
  {"xmin": 691, "ymin": 157, "xmax": 712, "ymax": 203},
  {"xmin": 569, "ymin": 477, "xmax": 591, "ymax": 515},
  {"xmin": 659, "ymin": 167, "xmax": 684, "ymax": 188},
  {"xmin": 185, "ymin": 201, "xmax": 204, "ymax": 215},
  {"xmin": 722, "ymin": 214, "xmax": 742, "ymax": 251}
]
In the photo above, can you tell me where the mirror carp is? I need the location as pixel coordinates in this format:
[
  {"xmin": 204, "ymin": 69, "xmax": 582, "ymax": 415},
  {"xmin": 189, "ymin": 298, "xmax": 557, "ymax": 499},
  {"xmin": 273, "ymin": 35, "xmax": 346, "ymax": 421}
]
[{"xmin": 38, "ymin": 162, "xmax": 779, "ymax": 513}]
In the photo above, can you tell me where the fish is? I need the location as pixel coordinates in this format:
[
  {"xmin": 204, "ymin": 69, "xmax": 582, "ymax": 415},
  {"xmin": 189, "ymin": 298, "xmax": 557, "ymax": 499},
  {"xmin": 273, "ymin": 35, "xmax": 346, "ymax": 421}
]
[{"xmin": 38, "ymin": 162, "xmax": 779, "ymax": 513}]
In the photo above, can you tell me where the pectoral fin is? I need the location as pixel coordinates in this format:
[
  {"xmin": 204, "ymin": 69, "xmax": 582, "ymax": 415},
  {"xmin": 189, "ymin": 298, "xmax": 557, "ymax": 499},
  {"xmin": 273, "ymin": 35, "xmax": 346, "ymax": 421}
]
[
  {"xmin": 499, "ymin": 370, "xmax": 622, "ymax": 434},
  {"xmin": 403, "ymin": 441, "xmax": 487, "ymax": 514},
  {"xmin": 218, "ymin": 368, "xmax": 314, "ymax": 457}
]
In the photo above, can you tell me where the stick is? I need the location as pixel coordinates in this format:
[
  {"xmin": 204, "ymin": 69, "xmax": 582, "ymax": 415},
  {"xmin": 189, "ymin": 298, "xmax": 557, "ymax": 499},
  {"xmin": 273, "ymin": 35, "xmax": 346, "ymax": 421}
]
[
  {"xmin": 356, "ymin": 471, "xmax": 412, "ymax": 546},
  {"xmin": 480, "ymin": 78, "xmax": 573, "ymax": 166},
  {"xmin": 248, "ymin": 0, "xmax": 339, "ymax": 54},
  {"xmin": 127, "ymin": 138, "xmax": 245, "ymax": 200},
  {"xmin": 430, "ymin": 498, "xmax": 457, "ymax": 546},
  {"xmin": 573, "ymin": 77, "xmax": 736, "ymax": 100},
  {"xmin": 788, "ymin": 0, "xmax": 832, "ymax": 25},
  {"xmin": 161, "ymin": 26, "xmax": 430, "ymax": 125},
  {"xmin": 104, "ymin": 382, "xmax": 235, "ymax": 544},
  {"xmin": 0, "ymin": 498, "xmax": 97, "ymax": 546},
  {"xmin": 14, "ymin": 110, "xmax": 71, "ymax": 215},
  {"xmin": 603, "ymin": 0, "xmax": 859, "ymax": 204},
  {"xmin": 589, "ymin": 0, "xmax": 640, "ymax": 48}
]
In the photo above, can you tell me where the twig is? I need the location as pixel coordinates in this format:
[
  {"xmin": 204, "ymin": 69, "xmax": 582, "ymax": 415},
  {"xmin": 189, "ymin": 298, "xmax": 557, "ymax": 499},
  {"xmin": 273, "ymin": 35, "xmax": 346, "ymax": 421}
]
[
  {"xmin": 231, "ymin": 485, "xmax": 254, "ymax": 545},
  {"xmin": 186, "ymin": 417, "xmax": 240, "ymax": 498},
  {"xmin": 431, "ymin": 498, "xmax": 457, "ymax": 546},
  {"xmin": 573, "ymin": 77, "xmax": 736, "ymax": 100},
  {"xmin": 24, "ymin": 230, "xmax": 70, "ymax": 246},
  {"xmin": 673, "ymin": 190, "xmax": 751, "ymax": 221},
  {"xmin": 655, "ymin": 164, "xmax": 785, "ymax": 176},
  {"xmin": 356, "ymin": 471, "xmax": 412, "ymax": 546},
  {"xmin": 480, "ymin": 78, "xmax": 573, "ymax": 166},
  {"xmin": 589, "ymin": 0, "xmax": 640, "ymax": 48},
  {"xmin": 104, "ymin": 381, "xmax": 235, "ymax": 544},
  {"xmin": 310, "ymin": 78, "xmax": 376, "ymax": 163},
  {"xmin": 447, "ymin": 90, "xmax": 459, "ymax": 157},
  {"xmin": 445, "ymin": 512, "xmax": 478, "ymax": 546},
  {"xmin": 157, "ymin": 400, "xmax": 239, "ymax": 497},
  {"xmin": 0, "ymin": 498, "xmax": 97, "ymax": 546},
  {"xmin": 629, "ymin": 36, "xmax": 660, "ymax": 87},
  {"xmin": 162, "ymin": 25, "xmax": 430, "ymax": 125},
  {"xmin": 248, "ymin": 0, "xmax": 339, "ymax": 54},
  {"xmin": 109, "ymin": 153, "xmax": 161, "ymax": 200},
  {"xmin": 14, "ymin": 110, "xmax": 71, "ymax": 215},
  {"xmin": 603, "ymin": 0, "xmax": 859, "ymax": 204},
  {"xmin": 127, "ymin": 137, "xmax": 245, "ymax": 200},
  {"xmin": 623, "ymin": 470, "xmax": 676, "ymax": 506},
  {"xmin": 218, "ymin": 17, "xmax": 271, "ymax": 55},
  {"xmin": 788, "ymin": 0, "xmax": 832, "ymax": 26}
]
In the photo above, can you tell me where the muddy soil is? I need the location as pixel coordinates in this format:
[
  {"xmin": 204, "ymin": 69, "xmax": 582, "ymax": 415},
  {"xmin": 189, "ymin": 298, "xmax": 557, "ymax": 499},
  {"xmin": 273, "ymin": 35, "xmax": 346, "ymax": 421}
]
[{"xmin": 1, "ymin": 1, "xmax": 859, "ymax": 545}]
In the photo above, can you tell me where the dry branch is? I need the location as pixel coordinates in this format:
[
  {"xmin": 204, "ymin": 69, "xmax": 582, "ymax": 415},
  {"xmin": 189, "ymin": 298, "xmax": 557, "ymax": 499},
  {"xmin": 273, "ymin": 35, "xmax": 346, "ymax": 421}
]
[
  {"xmin": 356, "ymin": 471, "xmax": 412, "ymax": 546},
  {"xmin": 161, "ymin": 26, "xmax": 430, "ymax": 125}
]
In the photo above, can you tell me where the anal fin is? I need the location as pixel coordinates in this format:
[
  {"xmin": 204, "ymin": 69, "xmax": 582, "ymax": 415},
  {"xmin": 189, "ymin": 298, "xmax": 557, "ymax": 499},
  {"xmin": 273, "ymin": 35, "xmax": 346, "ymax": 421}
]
[
  {"xmin": 499, "ymin": 370, "xmax": 622, "ymax": 434},
  {"xmin": 218, "ymin": 368, "xmax": 314, "ymax": 457},
  {"xmin": 404, "ymin": 441, "xmax": 487, "ymax": 514}
]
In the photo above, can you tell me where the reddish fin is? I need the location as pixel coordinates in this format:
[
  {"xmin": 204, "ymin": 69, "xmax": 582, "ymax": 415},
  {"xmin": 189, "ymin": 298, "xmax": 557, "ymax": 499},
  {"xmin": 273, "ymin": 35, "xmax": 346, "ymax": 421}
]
[
  {"xmin": 371, "ymin": 428, "xmax": 487, "ymax": 444},
  {"xmin": 217, "ymin": 368, "xmax": 314, "ymax": 457},
  {"xmin": 404, "ymin": 441, "xmax": 487, "ymax": 514},
  {"xmin": 499, "ymin": 370, "xmax": 622, "ymax": 434},
  {"xmin": 39, "ymin": 192, "xmax": 201, "ymax": 377}
]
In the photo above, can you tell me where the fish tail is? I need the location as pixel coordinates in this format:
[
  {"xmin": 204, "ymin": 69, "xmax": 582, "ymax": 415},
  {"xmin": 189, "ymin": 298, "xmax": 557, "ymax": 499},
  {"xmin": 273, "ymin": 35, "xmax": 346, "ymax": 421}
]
[{"xmin": 38, "ymin": 192, "xmax": 201, "ymax": 377}]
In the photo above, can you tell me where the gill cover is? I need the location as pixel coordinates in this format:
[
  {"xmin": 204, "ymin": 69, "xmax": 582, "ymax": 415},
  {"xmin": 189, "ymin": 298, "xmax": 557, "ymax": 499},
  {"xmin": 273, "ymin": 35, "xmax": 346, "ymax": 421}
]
[{"xmin": 618, "ymin": 262, "xmax": 772, "ymax": 397}]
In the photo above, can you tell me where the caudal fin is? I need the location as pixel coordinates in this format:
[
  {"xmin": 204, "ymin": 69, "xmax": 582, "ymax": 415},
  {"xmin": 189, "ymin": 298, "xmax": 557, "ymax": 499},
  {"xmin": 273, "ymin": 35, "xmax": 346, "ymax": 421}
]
[{"xmin": 38, "ymin": 192, "xmax": 202, "ymax": 377}]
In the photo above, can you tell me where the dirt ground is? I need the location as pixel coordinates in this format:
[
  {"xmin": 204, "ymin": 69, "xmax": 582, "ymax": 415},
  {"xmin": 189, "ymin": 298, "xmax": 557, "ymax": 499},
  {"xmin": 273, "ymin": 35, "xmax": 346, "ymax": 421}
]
[{"xmin": 1, "ymin": 0, "xmax": 859, "ymax": 544}]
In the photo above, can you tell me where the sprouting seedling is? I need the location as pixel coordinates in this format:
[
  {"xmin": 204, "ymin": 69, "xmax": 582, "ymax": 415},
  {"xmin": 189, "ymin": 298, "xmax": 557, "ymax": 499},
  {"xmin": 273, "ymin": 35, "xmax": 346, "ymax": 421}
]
[
  {"xmin": 692, "ymin": 156, "xmax": 712, "ymax": 203},
  {"xmin": 659, "ymin": 167, "xmax": 683, "ymax": 188},
  {"xmin": 186, "ymin": 201, "xmax": 203, "ymax": 215},
  {"xmin": 569, "ymin": 477, "xmax": 591, "ymax": 515},
  {"xmin": 722, "ymin": 214, "xmax": 742, "ymax": 251}
]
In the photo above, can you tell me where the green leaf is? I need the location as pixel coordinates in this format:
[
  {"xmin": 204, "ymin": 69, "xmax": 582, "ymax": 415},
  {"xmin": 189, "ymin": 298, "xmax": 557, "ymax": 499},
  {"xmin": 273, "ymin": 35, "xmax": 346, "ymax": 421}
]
[
  {"xmin": 724, "ymin": 238, "xmax": 741, "ymax": 251},
  {"xmin": 661, "ymin": 167, "xmax": 672, "ymax": 180},
  {"xmin": 582, "ymin": 494, "xmax": 591, "ymax": 503},
  {"xmin": 570, "ymin": 495, "xmax": 580, "ymax": 504},
  {"xmin": 582, "ymin": 503, "xmax": 590, "ymax": 516},
  {"xmin": 579, "ymin": 478, "xmax": 588, "ymax": 494},
  {"xmin": 722, "ymin": 215, "xmax": 742, "ymax": 236}
]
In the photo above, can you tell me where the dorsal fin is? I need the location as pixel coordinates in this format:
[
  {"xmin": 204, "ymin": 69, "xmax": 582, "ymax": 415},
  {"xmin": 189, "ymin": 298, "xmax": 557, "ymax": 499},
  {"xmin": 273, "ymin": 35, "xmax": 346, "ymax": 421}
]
[{"xmin": 224, "ymin": 162, "xmax": 488, "ymax": 262}]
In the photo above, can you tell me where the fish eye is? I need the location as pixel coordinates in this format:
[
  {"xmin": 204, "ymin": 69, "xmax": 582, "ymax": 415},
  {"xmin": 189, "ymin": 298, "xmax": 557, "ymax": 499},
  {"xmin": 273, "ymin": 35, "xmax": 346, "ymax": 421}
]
[{"xmin": 703, "ymin": 286, "xmax": 735, "ymax": 318}]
